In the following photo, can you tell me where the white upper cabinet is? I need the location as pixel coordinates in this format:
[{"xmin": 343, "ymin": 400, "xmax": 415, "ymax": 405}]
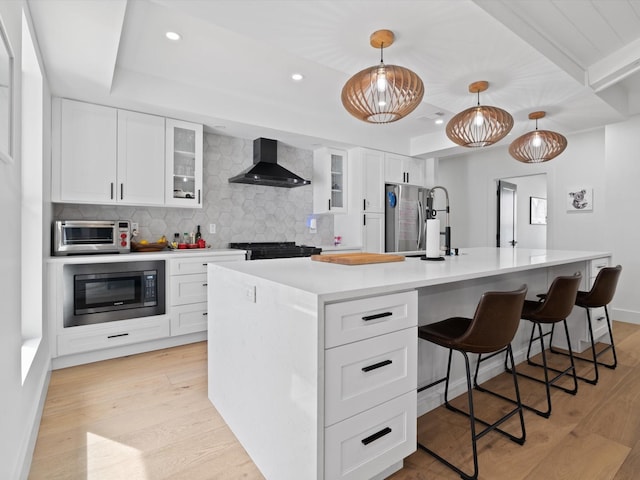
[
  {"xmin": 52, "ymin": 98, "xmax": 203, "ymax": 208},
  {"xmin": 360, "ymin": 149, "xmax": 385, "ymax": 213},
  {"xmin": 117, "ymin": 110, "xmax": 166, "ymax": 205},
  {"xmin": 54, "ymin": 99, "xmax": 118, "ymax": 203},
  {"xmin": 384, "ymin": 152, "xmax": 426, "ymax": 186},
  {"xmin": 165, "ymin": 119, "xmax": 203, "ymax": 208},
  {"xmin": 313, "ymin": 148, "xmax": 348, "ymax": 214}
]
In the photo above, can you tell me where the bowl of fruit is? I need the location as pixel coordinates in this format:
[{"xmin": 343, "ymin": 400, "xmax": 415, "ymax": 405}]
[{"xmin": 131, "ymin": 235, "xmax": 169, "ymax": 252}]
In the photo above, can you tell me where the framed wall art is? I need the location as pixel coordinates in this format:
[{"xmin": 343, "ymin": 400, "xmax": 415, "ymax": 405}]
[
  {"xmin": 530, "ymin": 196, "xmax": 547, "ymax": 225},
  {"xmin": 566, "ymin": 187, "xmax": 593, "ymax": 212}
]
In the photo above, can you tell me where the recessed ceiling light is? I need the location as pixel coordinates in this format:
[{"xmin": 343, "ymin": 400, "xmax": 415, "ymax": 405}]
[
  {"xmin": 291, "ymin": 73, "xmax": 304, "ymax": 81},
  {"xmin": 435, "ymin": 119, "xmax": 444, "ymax": 125},
  {"xmin": 165, "ymin": 31, "xmax": 181, "ymax": 41}
]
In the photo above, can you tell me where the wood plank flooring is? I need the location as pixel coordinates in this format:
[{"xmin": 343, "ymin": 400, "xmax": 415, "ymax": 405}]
[{"xmin": 29, "ymin": 321, "xmax": 640, "ymax": 480}]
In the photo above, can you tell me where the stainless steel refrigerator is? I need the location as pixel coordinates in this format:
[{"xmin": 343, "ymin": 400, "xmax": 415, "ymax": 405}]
[{"xmin": 385, "ymin": 183, "xmax": 428, "ymax": 252}]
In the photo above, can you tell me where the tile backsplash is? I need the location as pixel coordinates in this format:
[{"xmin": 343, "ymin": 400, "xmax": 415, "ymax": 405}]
[{"xmin": 53, "ymin": 132, "xmax": 333, "ymax": 247}]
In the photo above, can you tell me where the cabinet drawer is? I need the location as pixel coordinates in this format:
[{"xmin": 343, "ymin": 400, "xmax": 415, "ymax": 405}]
[
  {"xmin": 325, "ymin": 327, "xmax": 417, "ymax": 426},
  {"xmin": 57, "ymin": 316, "xmax": 170, "ymax": 356},
  {"xmin": 590, "ymin": 258, "xmax": 610, "ymax": 278},
  {"xmin": 324, "ymin": 391, "xmax": 416, "ymax": 480},
  {"xmin": 325, "ymin": 291, "xmax": 417, "ymax": 348},
  {"xmin": 589, "ymin": 306, "xmax": 609, "ymax": 340},
  {"xmin": 171, "ymin": 302, "xmax": 208, "ymax": 336},
  {"xmin": 170, "ymin": 273, "xmax": 208, "ymax": 305},
  {"xmin": 170, "ymin": 255, "xmax": 244, "ymax": 276}
]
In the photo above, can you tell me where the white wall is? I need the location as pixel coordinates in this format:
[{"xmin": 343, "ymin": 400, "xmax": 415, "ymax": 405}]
[
  {"xmin": 437, "ymin": 125, "xmax": 638, "ymax": 323},
  {"xmin": 0, "ymin": 3, "xmax": 52, "ymax": 478},
  {"xmin": 604, "ymin": 115, "xmax": 640, "ymax": 323}
]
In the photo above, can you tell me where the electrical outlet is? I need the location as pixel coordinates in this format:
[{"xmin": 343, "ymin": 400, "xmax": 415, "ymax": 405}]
[
  {"xmin": 209, "ymin": 224, "xmax": 216, "ymax": 234},
  {"xmin": 245, "ymin": 285, "xmax": 256, "ymax": 303},
  {"xmin": 131, "ymin": 222, "xmax": 139, "ymax": 233}
]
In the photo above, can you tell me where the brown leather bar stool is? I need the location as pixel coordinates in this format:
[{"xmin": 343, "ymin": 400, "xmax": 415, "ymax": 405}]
[
  {"xmin": 477, "ymin": 274, "xmax": 582, "ymax": 419},
  {"xmin": 417, "ymin": 285, "xmax": 527, "ymax": 480},
  {"xmin": 549, "ymin": 265, "xmax": 622, "ymax": 384}
]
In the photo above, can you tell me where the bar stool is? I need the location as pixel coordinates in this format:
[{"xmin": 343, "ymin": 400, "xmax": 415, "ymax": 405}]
[
  {"xmin": 549, "ymin": 265, "xmax": 622, "ymax": 384},
  {"xmin": 477, "ymin": 274, "xmax": 581, "ymax": 419},
  {"xmin": 417, "ymin": 284, "xmax": 527, "ymax": 480}
]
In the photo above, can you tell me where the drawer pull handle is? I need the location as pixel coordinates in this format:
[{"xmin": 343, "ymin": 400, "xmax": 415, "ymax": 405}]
[
  {"xmin": 596, "ymin": 316, "xmax": 605, "ymax": 321},
  {"xmin": 362, "ymin": 311, "xmax": 392, "ymax": 321},
  {"xmin": 361, "ymin": 427, "xmax": 392, "ymax": 446},
  {"xmin": 203, "ymin": 283, "xmax": 208, "ymax": 286},
  {"xmin": 203, "ymin": 312, "xmax": 208, "ymax": 316},
  {"xmin": 202, "ymin": 263, "xmax": 207, "ymax": 266},
  {"xmin": 107, "ymin": 333, "xmax": 129, "ymax": 339},
  {"xmin": 362, "ymin": 359, "xmax": 393, "ymax": 372}
]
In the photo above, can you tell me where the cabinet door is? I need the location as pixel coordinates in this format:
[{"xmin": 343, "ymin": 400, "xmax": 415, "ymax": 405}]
[
  {"xmin": 384, "ymin": 153, "xmax": 426, "ymax": 186},
  {"xmin": 166, "ymin": 119, "xmax": 204, "ymax": 208},
  {"xmin": 363, "ymin": 213, "xmax": 384, "ymax": 253},
  {"xmin": 384, "ymin": 153, "xmax": 405, "ymax": 184},
  {"xmin": 404, "ymin": 157, "xmax": 426, "ymax": 186},
  {"xmin": 362, "ymin": 149, "xmax": 384, "ymax": 213},
  {"xmin": 59, "ymin": 99, "xmax": 117, "ymax": 203},
  {"xmin": 117, "ymin": 110, "xmax": 165, "ymax": 205},
  {"xmin": 313, "ymin": 148, "xmax": 347, "ymax": 214}
]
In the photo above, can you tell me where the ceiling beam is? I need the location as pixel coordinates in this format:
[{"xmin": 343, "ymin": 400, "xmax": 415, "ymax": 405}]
[
  {"xmin": 588, "ymin": 37, "xmax": 640, "ymax": 92},
  {"xmin": 472, "ymin": 0, "xmax": 586, "ymax": 86}
]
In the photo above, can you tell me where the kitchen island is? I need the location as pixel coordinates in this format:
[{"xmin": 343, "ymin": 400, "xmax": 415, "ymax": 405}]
[{"xmin": 207, "ymin": 247, "xmax": 610, "ymax": 480}]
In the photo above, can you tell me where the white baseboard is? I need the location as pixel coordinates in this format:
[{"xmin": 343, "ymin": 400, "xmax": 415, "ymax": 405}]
[
  {"xmin": 17, "ymin": 357, "xmax": 51, "ymax": 480},
  {"xmin": 612, "ymin": 308, "xmax": 640, "ymax": 325}
]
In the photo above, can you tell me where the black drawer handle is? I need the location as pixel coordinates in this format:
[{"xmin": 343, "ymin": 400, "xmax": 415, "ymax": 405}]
[
  {"xmin": 203, "ymin": 283, "xmax": 208, "ymax": 286},
  {"xmin": 202, "ymin": 312, "xmax": 208, "ymax": 316},
  {"xmin": 362, "ymin": 359, "xmax": 392, "ymax": 372},
  {"xmin": 596, "ymin": 316, "xmax": 605, "ymax": 321},
  {"xmin": 362, "ymin": 311, "xmax": 393, "ymax": 321},
  {"xmin": 361, "ymin": 427, "xmax": 392, "ymax": 446},
  {"xmin": 107, "ymin": 333, "xmax": 129, "ymax": 339}
]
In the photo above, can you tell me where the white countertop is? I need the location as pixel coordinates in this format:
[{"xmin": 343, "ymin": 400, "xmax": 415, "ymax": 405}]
[
  {"xmin": 210, "ymin": 247, "xmax": 609, "ymax": 302},
  {"xmin": 47, "ymin": 248, "xmax": 245, "ymax": 264}
]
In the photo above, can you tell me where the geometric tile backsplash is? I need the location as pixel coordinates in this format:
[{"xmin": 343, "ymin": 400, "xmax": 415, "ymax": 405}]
[{"xmin": 53, "ymin": 132, "xmax": 334, "ymax": 248}]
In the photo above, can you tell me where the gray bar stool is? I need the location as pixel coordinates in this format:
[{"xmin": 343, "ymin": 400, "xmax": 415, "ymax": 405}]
[
  {"xmin": 476, "ymin": 273, "xmax": 582, "ymax": 418},
  {"xmin": 416, "ymin": 284, "xmax": 527, "ymax": 480},
  {"xmin": 549, "ymin": 265, "xmax": 622, "ymax": 384}
]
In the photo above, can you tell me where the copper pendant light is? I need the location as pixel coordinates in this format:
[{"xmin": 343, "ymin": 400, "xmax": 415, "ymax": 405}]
[
  {"xmin": 446, "ymin": 81, "xmax": 513, "ymax": 147},
  {"xmin": 509, "ymin": 111, "xmax": 567, "ymax": 163},
  {"xmin": 341, "ymin": 29, "xmax": 424, "ymax": 124}
]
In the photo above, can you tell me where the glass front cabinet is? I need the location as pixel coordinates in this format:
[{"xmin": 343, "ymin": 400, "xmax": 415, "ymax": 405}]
[
  {"xmin": 165, "ymin": 119, "xmax": 204, "ymax": 208},
  {"xmin": 313, "ymin": 147, "xmax": 347, "ymax": 214}
]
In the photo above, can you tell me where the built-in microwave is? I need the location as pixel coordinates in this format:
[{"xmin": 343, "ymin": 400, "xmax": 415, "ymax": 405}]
[
  {"xmin": 63, "ymin": 260, "xmax": 165, "ymax": 327},
  {"xmin": 53, "ymin": 220, "xmax": 131, "ymax": 256}
]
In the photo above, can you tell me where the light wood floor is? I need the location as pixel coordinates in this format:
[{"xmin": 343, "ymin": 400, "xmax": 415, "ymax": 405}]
[{"xmin": 30, "ymin": 321, "xmax": 640, "ymax": 480}]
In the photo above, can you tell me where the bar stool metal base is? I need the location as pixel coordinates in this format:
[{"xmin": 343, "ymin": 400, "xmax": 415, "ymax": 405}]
[
  {"xmin": 548, "ymin": 305, "xmax": 617, "ymax": 385},
  {"xmin": 418, "ymin": 345, "xmax": 525, "ymax": 480},
  {"xmin": 474, "ymin": 319, "xmax": 577, "ymax": 418}
]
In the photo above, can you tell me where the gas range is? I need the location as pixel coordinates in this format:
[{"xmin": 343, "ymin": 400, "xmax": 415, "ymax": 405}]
[{"xmin": 229, "ymin": 242, "xmax": 322, "ymax": 260}]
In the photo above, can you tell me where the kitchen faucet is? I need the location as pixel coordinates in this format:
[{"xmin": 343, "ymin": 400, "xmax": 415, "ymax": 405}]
[{"xmin": 426, "ymin": 186, "xmax": 451, "ymax": 256}]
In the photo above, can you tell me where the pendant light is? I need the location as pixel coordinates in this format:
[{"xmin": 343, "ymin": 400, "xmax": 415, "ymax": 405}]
[
  {"xmin": 509, "ymin": 111, "xmax": 567, "ymax": 163},
  {"xmin": 446, "ymin": 81, "xmax": 513, "ymax": 147},
  {"xmin": 341, "ymin": 29, "xmax": 424, "ymax": 124}
]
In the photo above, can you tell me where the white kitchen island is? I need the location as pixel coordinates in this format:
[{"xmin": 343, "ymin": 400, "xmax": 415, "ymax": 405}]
[{"xmin": 207, "ymin": 247, "xmax": 610, "ymax": 480}]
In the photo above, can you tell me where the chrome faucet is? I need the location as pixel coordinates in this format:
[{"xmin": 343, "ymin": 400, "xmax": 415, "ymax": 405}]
[{"xmin": 426, "ymin": 186, "xmax": 451, "ymax": 256}]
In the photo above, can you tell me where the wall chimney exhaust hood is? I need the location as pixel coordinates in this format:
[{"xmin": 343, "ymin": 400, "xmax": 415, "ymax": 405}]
[{"xmin": 228, "ymin": 138, "xmax": 311, "ymax": 188}]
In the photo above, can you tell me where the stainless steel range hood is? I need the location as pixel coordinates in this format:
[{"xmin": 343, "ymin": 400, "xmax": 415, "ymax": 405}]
[{"xmin": 228, "ymin": 138, "xmax": 311, "ymax": 188}]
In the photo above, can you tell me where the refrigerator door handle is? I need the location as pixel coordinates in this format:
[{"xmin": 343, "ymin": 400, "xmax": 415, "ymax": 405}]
[{"xmin": 417, "ymin": 200, "xmax": 424, "ymax": 250}]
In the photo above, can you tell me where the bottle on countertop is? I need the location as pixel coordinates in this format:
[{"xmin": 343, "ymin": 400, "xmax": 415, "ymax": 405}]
[
  {"xmin": 183, "ymin": 232, "xmax": 190, "ymax": 244},
  {"xmin": 172, "ymin": 233, "xmax": 180, "ymax": 248},
  {"xmin": 195, "ymin": 225, "xmax": 202, "ymax": 242}
]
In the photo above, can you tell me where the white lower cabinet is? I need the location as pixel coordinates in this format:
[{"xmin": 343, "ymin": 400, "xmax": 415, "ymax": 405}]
[
  {"xmin": 324, "ymin": 290, "xmax": 418, "ymax": 479},
  {"xmin": 324, "ymin": 391, "xmax": 416, "ymax": 480},
  {"xmin": 58, "ymin": 316, "xmax": 171, "ymax": 356},
  {"xmin": 169, "ymin": 254, "xmax": 245, "ymax": 336},
  {"xmin": 588, "ymin": 257, "xmax": 611, "ymax": 342}
]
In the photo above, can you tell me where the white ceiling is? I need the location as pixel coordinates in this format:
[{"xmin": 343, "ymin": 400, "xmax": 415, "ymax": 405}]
[{"xmin": 27, "ymin": 0, "xmax": 640, "ymax": 157}]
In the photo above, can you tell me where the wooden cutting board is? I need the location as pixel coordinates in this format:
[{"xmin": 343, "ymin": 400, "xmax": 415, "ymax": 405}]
[{"xmin": 311, "ymin": 252, "xmax": 405, "ymax": 265}]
